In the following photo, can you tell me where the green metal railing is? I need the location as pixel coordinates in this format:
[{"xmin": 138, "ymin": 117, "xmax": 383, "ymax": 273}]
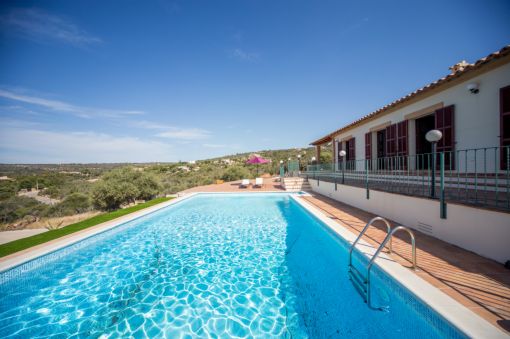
[{"xmin": 304, "ymin": 146, "xmax": 510, "ymax": 213}]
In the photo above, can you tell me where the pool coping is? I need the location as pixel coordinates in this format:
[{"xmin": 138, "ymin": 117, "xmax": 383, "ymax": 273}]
[
  {"xmin": 291, "ymin": 195, "xmax": 507, "ymax": 338},
  {"xmin": 0, "ymin": 192, "xmax": 505, "ymax": 338}
]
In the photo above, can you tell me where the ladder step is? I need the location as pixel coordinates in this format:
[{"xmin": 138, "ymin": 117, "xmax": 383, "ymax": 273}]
[
  {"xmin": 349, "ymin": 266, "xmax": 367, "ymax": 288},
  {"xmin": 349, "ymin": 272, "xmax": 368, "ymax": 302}
]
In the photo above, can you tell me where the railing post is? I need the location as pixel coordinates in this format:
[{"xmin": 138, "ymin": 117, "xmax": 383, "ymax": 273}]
[
  {"xmin": 342, "ymin": 159, "xmax": 345, "ymax": 184},
  {"xmin": 365, "ymin": 159, "xmax": 370, "ymax": 199},
  {"xmin": 440, "ymin": 152, "xmax": 447, "ymax": 219}
]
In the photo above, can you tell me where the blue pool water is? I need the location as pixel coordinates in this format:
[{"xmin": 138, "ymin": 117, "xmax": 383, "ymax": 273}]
[{"xmin": 0, "ymin": 194, "xmax": 464, "ymax": 338}]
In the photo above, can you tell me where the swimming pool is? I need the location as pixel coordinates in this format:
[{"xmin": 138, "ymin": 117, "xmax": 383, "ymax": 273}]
[{"xmin": 0, "ymin": 193, "xmax": 468, "ymax": 337}]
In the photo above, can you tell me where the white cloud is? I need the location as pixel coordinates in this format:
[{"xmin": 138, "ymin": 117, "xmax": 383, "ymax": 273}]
[
  {"xmin": 203, "ymin": 143, "xmax": 226, "ymax": 148},
  {"xmin": 229, "ymin": 48, "xmax": 260, "ymax": 62},
  {"xmin": 0, "ymin": 128, "xmax": 175, "ymax": 163},
  {"xmin": 129, "ymin": 120, "xmax": 169, "ymax": 130},
  {"xmin": 156, "ymin": 128, "xmax": 211, "ymax": 140},
  {"xmin": 0, "ymin": 8, "xmax": 102, "ymax": 46},
  {"xmin": 0, "ymin": 89, "xmax": 144, "ymax": 118},
  {"xmin": 128, "ymin": 120, "xmax": 212, "ymax": 140}
]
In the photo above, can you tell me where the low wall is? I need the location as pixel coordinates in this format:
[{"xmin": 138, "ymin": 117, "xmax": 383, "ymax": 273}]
[{"xmin": 308, "ymin": 179, "xmax": 510, "ymax": 264}]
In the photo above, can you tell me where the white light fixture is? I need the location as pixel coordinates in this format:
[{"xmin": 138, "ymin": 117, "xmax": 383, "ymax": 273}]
[
  {"xmin": 297, "ymin": 154, "xmax": 301, "ymax": 159},
  {"xmin": 425, "ymin": 130, "xmax": 443, "ymax": 143},
  {"xmin": 339, "ymin": 150, "xmax": 346, "ymax": 157},
  {"xmin": 311, "ymin": 156, "xmax": 316, "ymax": 161},
  {"xmin": 288, "ymin": 157, "xmax": 291, "ymax": 161},
  {"xmin": 279, "ymin": 160, "xmax": 283, "ymax": 164},
  {"xmin": 466, "ymin": 82, "xmax": 479, "ymax": 94}
]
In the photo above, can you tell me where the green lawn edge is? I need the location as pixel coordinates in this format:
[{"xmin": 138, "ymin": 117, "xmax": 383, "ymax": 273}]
[{"xmin": 0, "ymin": 197, "xmax": 172, "ymax": 258}]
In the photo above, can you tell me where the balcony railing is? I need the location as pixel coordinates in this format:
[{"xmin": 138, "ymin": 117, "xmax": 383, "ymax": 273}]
[{"xmin": 304, "ymin": 146, "xmax": 510, "ymax": 213}]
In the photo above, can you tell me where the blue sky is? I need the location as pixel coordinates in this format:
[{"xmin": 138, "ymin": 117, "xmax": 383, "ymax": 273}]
[{"xmin": 0, "ymin": 0, "xmax": 509, "ymax": 163}]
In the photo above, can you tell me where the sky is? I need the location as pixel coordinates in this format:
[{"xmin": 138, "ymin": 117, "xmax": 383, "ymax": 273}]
[{"xmin": 0, "ymin": 0, "xmax": 509, "ymax": 163}]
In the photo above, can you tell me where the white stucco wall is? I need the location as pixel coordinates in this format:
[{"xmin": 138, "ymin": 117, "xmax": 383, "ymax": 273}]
[
  {"xmin": 308, "ymin": 179, "xmax": 510, "ymax": 264},
  {"xmin": 333, "ymin": 62, "xmax": 510, "ymax": 172}
]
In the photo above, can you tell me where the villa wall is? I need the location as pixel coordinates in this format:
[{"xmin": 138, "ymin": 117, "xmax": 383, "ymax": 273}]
[
  {"xmin": 308, "ymin": 179, "xmax": 510, "ymax": 264},
  {"xmin": 332, "ymin": 62, "xmax": 510, "ymax": 172}
]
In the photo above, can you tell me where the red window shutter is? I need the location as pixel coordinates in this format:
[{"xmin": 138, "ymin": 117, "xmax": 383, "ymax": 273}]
[
  {"xmin": 365, "ymin": 132, "xmax": 372, "ymax": 159},
  {"xmin": 500, "ymin": 86, "xmax": 510, "ymax": 170},
  {"xmin": 337, "ymin": 141, "xmax": 343, "ymax": 159},
  {"xmin": 435, "ymin": 105, "xmax": 455, "ymax": 169},
  {"xmin": 396, "ymin": 120, "xmax": 408, "ymax": 156},
  {"xmin": 346, "ymin": 138, "xmax": 356, "ymax": 161},
  {"xmin": 385, "ymin": 124, "xmax": 397, "ymax": 157}
]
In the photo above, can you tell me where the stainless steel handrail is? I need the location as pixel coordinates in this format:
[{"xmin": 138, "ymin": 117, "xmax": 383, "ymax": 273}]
[
  {"xmin": 366, "ymin": 226, "xmax": 417, "ymax": 308},
  {"xmin": 349, "ymin": 217, "xmax": 392, "ymax": 268}
]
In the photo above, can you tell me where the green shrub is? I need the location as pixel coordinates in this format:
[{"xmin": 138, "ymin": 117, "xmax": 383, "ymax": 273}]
[
  {"xmin": 0, "ymin": 181, "xmax": 17, "ymax": 201},
  {"xmin": 221, "ymin": 166, "xmax": 251, "ymax": 182},
  {"xmin": 45, "ymin": 193, "xmax": 92, "ymax": 217},
  {"xmin": 0, "ymin": 196, "xmax": 47, "ymax": 224}
]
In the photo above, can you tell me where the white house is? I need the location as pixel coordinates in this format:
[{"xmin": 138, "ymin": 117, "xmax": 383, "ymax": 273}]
[
  {"xmin": 313, "ymin": 45, "xmax": 510, "ymax": 173},
  {"xmin": 308, "ymin": 45, "xmax": 510, "ymax": 264}
]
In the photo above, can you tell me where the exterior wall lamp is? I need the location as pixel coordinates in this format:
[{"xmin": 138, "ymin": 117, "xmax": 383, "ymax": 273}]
[
  {"xmin": 426, "ymin": 129, "xmax": 443, "ymax": 198},
  {"xmin": 467, "ymin": 82, "xmax": 479, "ymax": 94},
  {"xmin": 339, "ymin": 150, "xmax": 346, "ymax": 184}
]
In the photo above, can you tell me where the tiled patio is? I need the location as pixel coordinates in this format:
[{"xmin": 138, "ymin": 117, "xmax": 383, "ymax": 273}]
[
  {"xmin": 181, "ymin": 177, "xmax": 285, "ymax": 193},
  {"xmin": 182, "ymin": 180, "xmax": 510, "ymax": 333}
]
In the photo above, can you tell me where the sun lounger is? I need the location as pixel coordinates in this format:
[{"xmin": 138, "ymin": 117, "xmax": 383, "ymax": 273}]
[
  {"xmin": 254, "ymin": 178, "xmax": 263, "ymax": 188},
  {"xmin": 240, "ymin": 179, "xmax": 250, "ymax": 188}
]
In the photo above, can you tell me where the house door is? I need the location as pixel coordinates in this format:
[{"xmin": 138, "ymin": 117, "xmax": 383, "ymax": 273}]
[
  {"xmin": 500, "ymin": 86, "xmax": 510, "ymax": 169},
  {"xmin": 377, "ymin": 129, "xmax": 386, "ymax": 169},
  {"xmin": 415, "ymin": 114, "xmax": 435, "ymax": 169}
]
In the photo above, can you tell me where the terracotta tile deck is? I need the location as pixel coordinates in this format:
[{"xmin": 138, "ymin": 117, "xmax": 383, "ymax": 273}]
[
  {"xmin": 183, "ymin": 181, "xmax": 510, "ymax": 333},
  {"xmin": 181, "ymin": 177, "xmax": 285, "ymax": 193},
  {"xmin": 299, "ymin": 193, "xmax": 510, "ymax": 334}
]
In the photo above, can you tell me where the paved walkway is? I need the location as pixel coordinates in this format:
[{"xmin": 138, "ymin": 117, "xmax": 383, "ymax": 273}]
[
  {"xmin": 0, "ymin": 229, "xmax": 48, "ymax": 245},
  {"xmin": 300, "ymin": 193, "xmax": 510, "ymax": 334}
]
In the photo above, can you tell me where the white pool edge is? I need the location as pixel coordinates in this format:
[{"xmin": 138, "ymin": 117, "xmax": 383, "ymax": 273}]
[{"xmin": 290, "ymin": 195, "xmax": 507, "ymax": 338}]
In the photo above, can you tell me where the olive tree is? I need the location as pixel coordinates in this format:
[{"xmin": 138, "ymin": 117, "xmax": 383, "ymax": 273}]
[{"xmin": 92, "ymin": 167, "xmax": 161, "ymax": 210}]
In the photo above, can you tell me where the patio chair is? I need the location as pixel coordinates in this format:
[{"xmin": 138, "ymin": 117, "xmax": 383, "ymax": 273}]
[
  {"xmin": 254, "ymin": 178, "xmax": 264, "ymax": 188},
  {"xmin": 240, "ymin": 179, "xmax": 250, "ymax": 188}
]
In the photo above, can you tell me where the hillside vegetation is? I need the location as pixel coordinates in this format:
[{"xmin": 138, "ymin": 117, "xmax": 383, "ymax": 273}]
[{"xmin": 0, "ymin": 147, "xmax": 332, "ymax": 230}]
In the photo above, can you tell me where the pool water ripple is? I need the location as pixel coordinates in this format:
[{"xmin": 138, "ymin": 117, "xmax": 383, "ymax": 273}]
[{"xmin": 0, "ymin": 194, "xmax": 464, "ymax": 338}]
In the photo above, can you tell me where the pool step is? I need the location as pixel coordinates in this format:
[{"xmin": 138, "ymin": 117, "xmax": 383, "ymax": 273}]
[
  {"xmin": 348, "ymin": 266, "xmax": 368, "ymax": 302},
  {"xmin": 282, "ymin": 177, "xmax": 311, "ymax": 191}
]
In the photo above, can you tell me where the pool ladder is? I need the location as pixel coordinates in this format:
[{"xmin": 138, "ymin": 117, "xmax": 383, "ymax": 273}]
[{"xmin": 348, "ymin": 217, "xmax": 417, "ymax": 310}]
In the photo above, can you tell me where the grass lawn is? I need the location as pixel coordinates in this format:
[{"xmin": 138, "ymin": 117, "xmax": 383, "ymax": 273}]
[{"xmin": 0, "ymin": 197, "xmax": 172, "ymax": 258}]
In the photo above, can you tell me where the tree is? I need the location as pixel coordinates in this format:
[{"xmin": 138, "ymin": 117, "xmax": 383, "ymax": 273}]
[
  {"xmin": 0, "ymin": 181, "xmax": 17, "ymax": 201},
  {"xmin": 92, "ymin": 167, "xmax": 161, "ymax": 210},
  {"xmin": 221, "ymin": 166, "xmax": 251, "ymax": 182}
]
